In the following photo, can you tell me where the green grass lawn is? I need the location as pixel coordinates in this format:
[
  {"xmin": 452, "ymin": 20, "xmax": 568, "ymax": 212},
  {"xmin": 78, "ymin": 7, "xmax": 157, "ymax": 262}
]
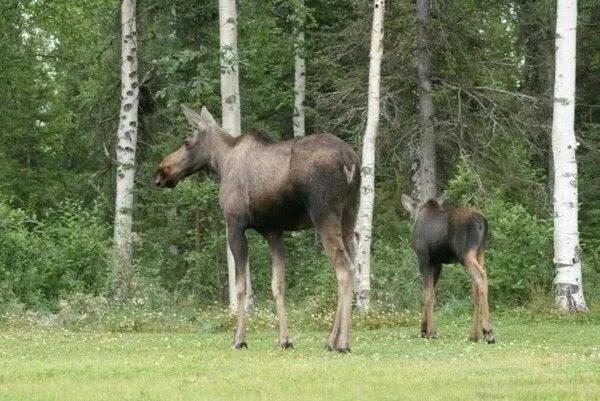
[{"xmin": 1, "ymin": 312, "xmax": 600, "ymax": 401}]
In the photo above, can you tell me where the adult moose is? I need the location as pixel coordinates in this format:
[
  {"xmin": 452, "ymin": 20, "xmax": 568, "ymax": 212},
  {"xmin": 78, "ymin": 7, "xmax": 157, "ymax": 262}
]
[
  {"xmin": 155, "ymin": 106, "xmax": 360, "ymax": 352},
  {"xmin": 401, "ymin": 194, "xmax": 495, "ymax": 344}
]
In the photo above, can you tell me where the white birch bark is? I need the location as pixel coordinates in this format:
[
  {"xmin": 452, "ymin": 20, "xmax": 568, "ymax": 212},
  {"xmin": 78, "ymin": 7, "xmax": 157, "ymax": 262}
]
[
  {"xmin": 354, "ymin": 0, "xmax": 385, "ymax": 312},
  {"xmin": 293, "ymin": 0, "xmax": 306, "ymax": 138},
  {"xmin": 551, "ymin": 0, "xmax": 587, "ymax": 311},
  {"xmin": 415, "ymin": 0, "xmax": 437, "ymax": 201},
  {"xmin": 219, "ymin": 0, "xmax": 254, "ymax": 312},
  {"xmin": 113, "ymin": 0, "xmax": 139, "ymax": 300}
]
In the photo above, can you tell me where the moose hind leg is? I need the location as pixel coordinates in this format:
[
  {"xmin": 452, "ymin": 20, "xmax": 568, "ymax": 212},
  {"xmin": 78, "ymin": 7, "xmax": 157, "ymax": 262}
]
[
  {"xmin": 477, "ymin": 250, "xmax": 494, "ymax": 343},
  {"xmin": 465, "ymin": 250, "xmax": 494, "ymax": 344},
  {"xmin": 469, "ymin": 281, "xmax": 481, "ymax": 342},
  {"xmin": 420, "ymin": 273, "xmax": 432, "ymax": 338},
  {"xmin": 420, "ymin": 263, "xmax": 441, "ymax": 339},
  {"xmin": 342, "ymin": 207, "xmax": 362, "ymax": 308},
  {"xmin": 265, "ymin": 232, "xmax": 292, "ymax": 349},
  {"xmin": 228, "ymin": 224, "xmax": 249, "ymax": 349},
  {"xmin": 319, "ymin": 219, "xmax": 355, "ymax": 352}
]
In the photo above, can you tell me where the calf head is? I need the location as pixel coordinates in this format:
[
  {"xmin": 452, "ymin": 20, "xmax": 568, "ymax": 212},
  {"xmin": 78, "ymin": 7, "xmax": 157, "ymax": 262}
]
[
  {"xmin": 400, "ymin": 193, "xmax": 447, "ymax": 221},
  {"xmin": 155, "ymin": 105, "xmax": 219, "ymax": 188}
]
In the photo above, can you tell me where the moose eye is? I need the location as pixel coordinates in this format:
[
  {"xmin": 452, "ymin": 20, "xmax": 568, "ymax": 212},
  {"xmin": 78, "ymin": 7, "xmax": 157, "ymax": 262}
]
[{"xmin": 184, "ymin": 138, "xmax": 192, "ymax": 149}]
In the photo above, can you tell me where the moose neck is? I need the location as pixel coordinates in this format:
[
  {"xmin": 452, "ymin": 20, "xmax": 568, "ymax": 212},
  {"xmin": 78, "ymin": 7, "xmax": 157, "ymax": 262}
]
[{"xmin": 207, "ymin": 128, "xmax": 237, "ymax": 179}]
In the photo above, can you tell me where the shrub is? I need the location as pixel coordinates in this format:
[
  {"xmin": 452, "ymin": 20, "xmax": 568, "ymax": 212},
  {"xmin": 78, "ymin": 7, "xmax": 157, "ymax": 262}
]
[
  {"xmin": 485, "ymin": 200, "xmax": 553, "ymax": 305},
  {"xmin": 0, "ymin": 199, "xmax": 111, "ymax": 309},
  {"xmin": 446, "ymin": 157, "xmax": 554, "ymax": 306}
]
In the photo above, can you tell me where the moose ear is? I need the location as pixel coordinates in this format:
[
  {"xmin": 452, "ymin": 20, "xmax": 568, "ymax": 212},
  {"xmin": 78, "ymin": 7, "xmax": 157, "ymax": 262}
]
[
  {"xmin": 401, "ymin": 194, "xmax": 417, "ymax": 215},
  {"xmin": 182, "ymin": 105, "xmax": 202, "ymax": 127},
  {"xmin": 436, "ymin": 192, "xmax": 448, "ymax": 206},
  {"xmin": 200, "ymin": 106, "xmax": 217, "ymax": 126}
]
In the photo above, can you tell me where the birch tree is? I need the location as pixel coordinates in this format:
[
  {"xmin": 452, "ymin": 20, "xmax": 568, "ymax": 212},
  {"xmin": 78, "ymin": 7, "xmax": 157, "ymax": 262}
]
[
  {"xmin": 354, "ymin": 0, "xmax": 385, "ymax": 311},
  {"xmin": 292, "ymin": 0, "xmax": 306, "ymax": 138},
  {"xmin": 113, "ymin": 0, "xmax": 139, "ymax": 300},
  {"xmin": 551, "ymin": 0, "xmax": 587, "ymax": 311},
  {"xmin": 414, "ymin": 0, "xmax": 436, "ymax": 201},
  {"xmin": 219, "ymin": 0, "xmax": 255, "ymax": 311}
]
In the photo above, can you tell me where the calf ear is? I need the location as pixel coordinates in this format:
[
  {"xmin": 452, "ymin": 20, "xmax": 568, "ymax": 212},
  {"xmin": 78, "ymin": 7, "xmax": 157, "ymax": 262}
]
[
  {"xmin": 182, "ymin": 105, "xmax": 202, "ymax": 127},
  {"xmin": 401, "ymin": 194, "xmax": 417, "ymax": 215},
  {"xmin": 436, "ymin": 192, "xmax": 448, "ymax": 206},
  {"xmin": 200, "ymin": 106, "xmax": 218, "ymax": 126}
]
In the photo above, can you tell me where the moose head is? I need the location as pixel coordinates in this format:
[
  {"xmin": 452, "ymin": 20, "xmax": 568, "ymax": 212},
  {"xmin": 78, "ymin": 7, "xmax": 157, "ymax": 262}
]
[
  {"xmin": 400, "ymin": 193, "xmax": 447, "ymax": 221},
  {"xmin": 155, "ymin": 105, "xmax": 228, "ymax": 188}
]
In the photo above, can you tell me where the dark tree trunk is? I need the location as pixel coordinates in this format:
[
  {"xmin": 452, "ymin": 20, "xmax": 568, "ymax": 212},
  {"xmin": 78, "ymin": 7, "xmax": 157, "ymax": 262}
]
[
  {"xmin": 414, "ymin": 0, "xmax": 437, "ymax": 201},
  {"xmin": 517, "ymin": 1, "xmax": 555, "ymax": 189}
]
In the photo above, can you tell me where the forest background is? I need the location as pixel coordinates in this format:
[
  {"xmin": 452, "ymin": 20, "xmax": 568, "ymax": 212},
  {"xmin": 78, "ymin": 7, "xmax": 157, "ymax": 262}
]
[{"xmin": 1, "ymin": 0, "xmax": 599, "ymax": 324}]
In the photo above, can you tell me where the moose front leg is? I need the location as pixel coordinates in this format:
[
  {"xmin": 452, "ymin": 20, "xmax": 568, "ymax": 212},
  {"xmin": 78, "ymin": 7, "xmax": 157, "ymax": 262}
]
[
  {"xmin": 227, "ymin": 223, "xmax": 249, "ymax": 349},
  {"xmin": 264, "ymin": 231, "xmax": 292, "ymax": 349}
]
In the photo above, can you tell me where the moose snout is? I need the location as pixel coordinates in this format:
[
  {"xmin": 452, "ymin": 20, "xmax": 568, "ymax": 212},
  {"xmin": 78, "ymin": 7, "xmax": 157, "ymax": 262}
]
[{"xmin": 154, "ymin": 166, "xmax": 171, "ymax": 187}]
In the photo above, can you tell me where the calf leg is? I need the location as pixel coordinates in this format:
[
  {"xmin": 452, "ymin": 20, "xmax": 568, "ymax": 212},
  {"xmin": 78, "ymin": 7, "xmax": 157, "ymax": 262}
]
[
  {"xmin": 420, "ymin": 263, "xmax": 441, "ymax": 339},
  {"xmin": 464, "ymin": 250, "xmax": 494, "ymax": 344},
  {"xmin": 469, "ymin": 281, "xmax": 481, "ymax": 341},
  {"xmin": 319, "ymin": 218, "xmax": 355, "ymax": 352},
  {"xmin": 477, "ymin": 250, "xmax": 494, "ymax": 343},
  {"xmin": 264, "ymin": 231, "xmax": 292, "ymax": 349},
  {"xmin": 228, "ymin": 223, "xmax": 249, "ymax": 349}
]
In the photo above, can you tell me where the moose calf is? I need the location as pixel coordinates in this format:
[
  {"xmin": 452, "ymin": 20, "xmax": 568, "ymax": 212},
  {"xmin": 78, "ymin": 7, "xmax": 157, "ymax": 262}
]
[{"xmin": 401, "ymin": 194, "xmax": 495, "ymax": 344}]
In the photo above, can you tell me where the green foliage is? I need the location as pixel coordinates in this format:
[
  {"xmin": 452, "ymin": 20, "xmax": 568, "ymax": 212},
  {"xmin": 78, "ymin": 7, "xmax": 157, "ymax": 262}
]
[
  {"xmin": 133, "ymin": 178, "xmax": 225, "ymax": 300},
  {"xmin": 446, "ymin": 159, "xmax": 554, "ymax": 305},
  {"xmin": 579, "ymin": 121, "xmax": 600, "ymax": 302},
  {"xmin": 367, "ymin": 182, "xmax": 422, "ymax": 310},
  {"xmin": 0, "ymin": 199, "xmax": 110, "ymax": 309},
  {"xmin": 485, "ymin": 201, "xmax": 553, "ymax": 305},
  {"xmin": 1, "ymin": 0, "xmax": 599, "ymax": 314}
]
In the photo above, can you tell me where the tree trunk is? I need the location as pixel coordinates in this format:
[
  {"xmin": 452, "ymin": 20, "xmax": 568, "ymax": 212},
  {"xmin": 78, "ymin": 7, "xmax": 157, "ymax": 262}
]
[
  {"xmin": 219, "ymin": 0, "xmax": 254, "ymax": 312},
  {"xmin": 293, "ymin": 0, "xmax": 306, "ymax": 138},
  {"xmin": 551, "ymin": 0, "xmax": 587, "ymax": 311},
  {"xmin": 517, "ymin": 1, "xmax": 555, "ymax": 190},
  {"xmin": 354, "ymin": 0, "xmax": 385, "ymax": 312},
  {"xmin": 113, "ymin": 0, "xmax": 139, "ymax": 301},
  {"xmin": 414, "ymin": 0, "xmax": 436, "ymax": 201}
]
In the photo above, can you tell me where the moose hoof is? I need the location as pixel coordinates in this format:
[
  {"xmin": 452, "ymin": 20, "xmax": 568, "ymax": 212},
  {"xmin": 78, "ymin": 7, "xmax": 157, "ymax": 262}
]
[
  {"xmin": 327, "ymin": 345, "xmax": 351, "ymax": 353},
  {"xmin": 469, "ymin": 335, "xmax": 480, "ymax": 343},
  {"xmin": 484, "ymin": 330, "xmax": 495, "ymax": 344},
  {"xmin": 233, "ymin": 341, "xmax": 248, "ymax": 349},
  {"xmin": 421, "ymin": 332, "xmax": 437, "ymax": 340},
  {"xmin": 280, "ymin": 340, "xmax": 293, "ymax": 349}
]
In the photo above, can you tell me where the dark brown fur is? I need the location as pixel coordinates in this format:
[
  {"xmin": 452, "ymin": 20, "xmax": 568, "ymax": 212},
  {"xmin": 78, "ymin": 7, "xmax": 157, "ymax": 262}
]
[
  {"xmin": 156, "ymin": 106, "xmax": 360, "ymax": 352},
  {"xmin": 401, "ymin": 194, "xmax": 495, "ymax": 344}
]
